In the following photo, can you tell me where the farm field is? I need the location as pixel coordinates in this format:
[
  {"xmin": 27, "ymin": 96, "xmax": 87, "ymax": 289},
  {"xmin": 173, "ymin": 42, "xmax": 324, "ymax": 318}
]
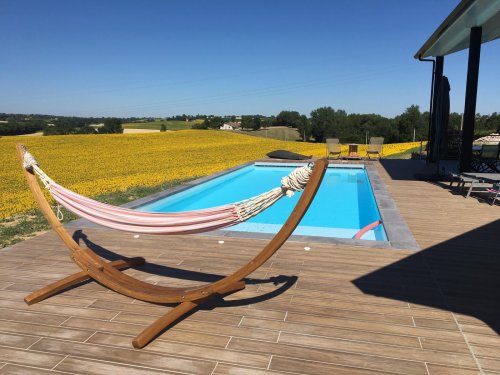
[
  {"xmin": 0, "ymin": 130, "xmax": 421, "ymax": 220},
  {"xmin": 122, "ymin": 120, "xmax": 203, "ymax": 131},
  {"xmin": 241, "ymin": 126, "xmax": 302, "ymax": 141}
]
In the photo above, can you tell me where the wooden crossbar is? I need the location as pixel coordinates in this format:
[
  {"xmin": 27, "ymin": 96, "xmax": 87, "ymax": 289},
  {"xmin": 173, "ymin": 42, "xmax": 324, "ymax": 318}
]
[{"xmin": 16, "ymin": 143, "xmax": 328, "ymax": 348}]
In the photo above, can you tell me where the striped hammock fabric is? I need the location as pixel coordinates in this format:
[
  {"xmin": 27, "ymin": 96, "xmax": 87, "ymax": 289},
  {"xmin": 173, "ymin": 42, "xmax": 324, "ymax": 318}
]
[{"xmin": 22, "ymin": 147, "xmax": 313, "ymax": 235}]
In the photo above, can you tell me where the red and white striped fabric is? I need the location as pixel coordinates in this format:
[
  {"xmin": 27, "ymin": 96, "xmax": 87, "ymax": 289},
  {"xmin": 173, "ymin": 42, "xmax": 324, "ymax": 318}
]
[
  {"xmin": 21, "ymin": 146, "xmax": 313, "ymax": 236},
  {"xmin": 48, "ymin": 182, "xmax": 242, "ymax": 234}
]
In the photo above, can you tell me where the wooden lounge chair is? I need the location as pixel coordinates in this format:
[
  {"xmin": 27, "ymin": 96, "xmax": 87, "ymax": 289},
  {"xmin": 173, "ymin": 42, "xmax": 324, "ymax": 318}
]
[
  {"xmin": 366, "ymin": 137, "xmax": 384, "ymax": 160},
  {"xmin": 16, "ymin": 144, "xmax": 327, "ymax": 348},
  {"xmin": 326, "ymin": 138, "xmax": 342, "ymax": 159}
]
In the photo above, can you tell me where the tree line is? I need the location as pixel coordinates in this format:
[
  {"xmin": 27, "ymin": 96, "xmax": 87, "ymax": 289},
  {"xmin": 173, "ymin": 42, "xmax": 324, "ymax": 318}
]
[
  {"xmin": 0, "ymin": 115, "xmax": 123, "ymax": 136},
  {"xmin": 0, "ymin": 119, "xmax": 46, "ymax": 136},
  {"xmin": 270, "ymin": 107, "xmax": 500, "ymax": 143},
  {"xmin": 1, "ymin": 109, "xmax": 499, "ymax": 141}
]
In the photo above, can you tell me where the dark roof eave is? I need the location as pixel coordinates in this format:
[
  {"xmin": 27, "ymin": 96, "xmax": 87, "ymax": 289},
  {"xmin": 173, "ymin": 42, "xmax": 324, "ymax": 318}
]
[{"xmin": 414, "ymin": 0, "xmax": 476, "ymax": 59}]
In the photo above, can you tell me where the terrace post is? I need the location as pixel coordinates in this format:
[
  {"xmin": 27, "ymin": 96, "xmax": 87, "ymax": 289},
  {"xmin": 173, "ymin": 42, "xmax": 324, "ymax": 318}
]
[
  {"xmin": 429, "ymin": 56, "xmax": 444, "ymax": 162},
  {"xmin": 460, "ymin": 26, "xmax": 482, "ymax": 172}
]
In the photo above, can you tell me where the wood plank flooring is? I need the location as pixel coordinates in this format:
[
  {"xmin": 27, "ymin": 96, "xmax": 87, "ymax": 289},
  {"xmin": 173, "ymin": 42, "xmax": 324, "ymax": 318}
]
[{"xmin": 0, "ymin": 160, "xmax": 498, "ymax": 374}]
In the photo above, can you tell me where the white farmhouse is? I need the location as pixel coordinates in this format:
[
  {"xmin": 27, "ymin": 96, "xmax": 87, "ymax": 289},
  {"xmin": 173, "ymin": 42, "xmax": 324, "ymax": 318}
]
[{"xmin": 220, "ymin": 122, "xmax": 241, "ymax": 131}]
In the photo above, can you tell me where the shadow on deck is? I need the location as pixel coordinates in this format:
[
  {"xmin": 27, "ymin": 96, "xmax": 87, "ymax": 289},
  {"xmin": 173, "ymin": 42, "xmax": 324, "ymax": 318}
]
[
  {"xmin": 353, "ymin": 219, "xmax": 500, "ymax": 334},
  {"xmin": 379, "ymin": 158, "xmax": 459, "ymax": 181},
  {"xmin": 73, "ymin": 230, "xmax": 298, "ymax": 311}
]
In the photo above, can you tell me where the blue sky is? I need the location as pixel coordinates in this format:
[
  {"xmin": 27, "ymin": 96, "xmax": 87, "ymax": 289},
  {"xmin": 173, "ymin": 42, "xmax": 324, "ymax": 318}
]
[{"xmin": 0, "ymin": 0, "xmax": 498, "ymax": 118}]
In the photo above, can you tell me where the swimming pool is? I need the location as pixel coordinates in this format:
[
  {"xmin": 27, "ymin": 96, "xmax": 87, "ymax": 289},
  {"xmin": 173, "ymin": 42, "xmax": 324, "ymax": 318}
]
[{"xmin": 139, "ymin": 163, "xmax": 387, "ymax": 241}]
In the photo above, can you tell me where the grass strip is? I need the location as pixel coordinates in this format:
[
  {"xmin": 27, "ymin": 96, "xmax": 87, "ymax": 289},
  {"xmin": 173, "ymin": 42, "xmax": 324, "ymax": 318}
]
[
  {"xmin": 384, "ymin": 146, "xmax": 423, "ymax": 159},
  {"xmin": 0, "ymin": 178, "xmax": 192, "ymax": 249}
]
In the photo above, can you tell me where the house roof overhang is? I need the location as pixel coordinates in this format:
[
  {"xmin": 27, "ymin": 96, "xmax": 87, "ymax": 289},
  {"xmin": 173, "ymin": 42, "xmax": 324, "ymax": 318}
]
[{"xmin": 415, "ymin": 0, "xmax": 500, "ymax": 59}]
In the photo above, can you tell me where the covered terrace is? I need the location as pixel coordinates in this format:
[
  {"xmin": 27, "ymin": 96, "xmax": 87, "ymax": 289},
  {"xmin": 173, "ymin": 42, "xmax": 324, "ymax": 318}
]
[{"xmin": 415, "ymin": 0, "xmax": 500, "ymax": 172}]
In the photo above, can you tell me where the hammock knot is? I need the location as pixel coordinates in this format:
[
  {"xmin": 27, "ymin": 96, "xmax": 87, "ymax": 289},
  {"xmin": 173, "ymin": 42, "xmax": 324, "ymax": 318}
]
[
  {"xmin": 21, "ymin": 146, "xmax": 53, "ymax": 188},
  {"xmin": 22, "ymin": 148, "xmax": 39, "ymax": 172},
  {"xmin": 280, "ymin": 164, "xmax": 313, "ymax": 197}
]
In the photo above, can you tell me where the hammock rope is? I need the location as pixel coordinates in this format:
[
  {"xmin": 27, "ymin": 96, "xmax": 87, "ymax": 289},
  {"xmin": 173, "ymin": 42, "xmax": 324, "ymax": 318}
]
[{"xmin": 22, "ymin": 147, "xmax": 314, "ymax": 235}]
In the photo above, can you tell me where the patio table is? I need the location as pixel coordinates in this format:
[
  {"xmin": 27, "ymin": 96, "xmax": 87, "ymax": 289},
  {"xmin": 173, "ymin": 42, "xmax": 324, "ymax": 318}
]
[{"xmin": 344, "ymin": 143, "xmax": 363, "ymax": 159}]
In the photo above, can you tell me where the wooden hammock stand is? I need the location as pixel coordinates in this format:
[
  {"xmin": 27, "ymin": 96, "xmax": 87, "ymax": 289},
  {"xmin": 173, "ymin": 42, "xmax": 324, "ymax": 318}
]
[{"xmin": 16, "ymin": 143, "xmax": 328, "ymax": 348}]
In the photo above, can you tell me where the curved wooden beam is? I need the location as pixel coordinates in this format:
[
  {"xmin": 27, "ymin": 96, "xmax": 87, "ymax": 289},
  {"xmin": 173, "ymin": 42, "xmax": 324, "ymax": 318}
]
[{"xmin": 17, "ymin": 143, "xmax": 327, "ymax": 302}]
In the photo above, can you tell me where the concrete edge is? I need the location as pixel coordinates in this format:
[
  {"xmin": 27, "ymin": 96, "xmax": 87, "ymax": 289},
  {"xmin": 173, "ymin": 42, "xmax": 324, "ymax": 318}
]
[
  {"xmin": 68, "ymin": 159, "xmax": 419, "ymax": 251},
  {"xmin": 365, "ymin": 162, "xmax": 420, "ymax": 251}
]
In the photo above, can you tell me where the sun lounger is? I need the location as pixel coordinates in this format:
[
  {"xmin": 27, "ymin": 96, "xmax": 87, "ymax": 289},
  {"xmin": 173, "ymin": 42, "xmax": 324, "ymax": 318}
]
[
  {"xmin": 449, "ymin": 172, "xmax": 479, "ymax": 192},
  {"xmin": 461, "ymin": 172, "xmax": 500, "ymax": 184},
  {"xmin": 326, "ymin": 138, "xmax": 342, "ymax": 159},
  {"xmin": 465, "ymin": 180, "xmax": 494, "ymax": 198},
  {"xmin": 366, "ymin": 137, "xmax": 384, "ymax": 160},
  {"xmin": 458, "ymin": 172, "xmax": 500, "ymax": 198},
  {"xmin": 448, "ymin": 172, "xmax": 498, "ymax": 198}
]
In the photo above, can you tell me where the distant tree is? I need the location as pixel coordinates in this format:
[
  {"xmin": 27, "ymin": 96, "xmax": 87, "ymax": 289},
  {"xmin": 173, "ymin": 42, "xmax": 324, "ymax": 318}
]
[
  {"xmin": 448, "ymin": 112, "xmax": 462, "ymax": 132},
  {"xmin": 310, "ymin": 107, "xmax": 347, "ymax": 143},
  {"xmin": 475, "ymin": 112, "xmax": 500, "ymax": 134},
  {"xmin": 274, "ymin": 111, "xmax": 302, "ymax": 127},
  {"xmin": 43, "ymin": 126, "xmax": 62, "ymax": 136},
  {"xmin": 369, "ymin": 116, "xmax": 399, "ymax": 143},
  {"xmin": 208, "ymin": 116, "xmax": 224, "ymax": 129},
  {"xmin": 338, "ymin": 113, "xmax": 398, "ymax": 144},
  {"xmin": 296, "ymin": 115, "xmax": 311, "ymax": 141},
  {"xmin": 54, "ymin": 117, "xmax": 89, "ymax": 129},
  {"xmin": 0, "ymin": 118, "xmax": 46, "ymax": 136},
  {"xmin": 100, "ymin": 118, "xmax": 123, "ymax": 134},
  {"xmin": 260, "ymin": 116, "xmax": 274, "ymax": 128},
  {"xmin": 240, "ymin": 116, "xmax": 254, "ymax": 130},
  {"xmin": 252, "ymin": 117, "xmax": 261, "ymax": 131},
  {"xmin": 75, "ymin": 125, "xmax": 97, "ymax": 134},
  {"xmin": 394, "ymin": 105, "xmax": 426, "ymax": 142},
  {"xmin": 160, "ymin": 124, "xmax": 167, "ymax": 132},
  {"xmin": 192, "ymin": 120, "xmax": 208, "ymax": 129}
]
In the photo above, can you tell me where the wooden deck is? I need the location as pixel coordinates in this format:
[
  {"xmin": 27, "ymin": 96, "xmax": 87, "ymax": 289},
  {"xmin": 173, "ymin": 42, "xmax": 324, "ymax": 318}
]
[{"xmin": 0, "ymin": 160, "xmax": 499, "ymax": 374}]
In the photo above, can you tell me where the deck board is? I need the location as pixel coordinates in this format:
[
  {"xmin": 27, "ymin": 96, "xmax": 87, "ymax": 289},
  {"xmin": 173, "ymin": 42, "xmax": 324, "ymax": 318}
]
[{"xmin": 0, "ymin": 160, "xmax": 498, "ymax": 374}]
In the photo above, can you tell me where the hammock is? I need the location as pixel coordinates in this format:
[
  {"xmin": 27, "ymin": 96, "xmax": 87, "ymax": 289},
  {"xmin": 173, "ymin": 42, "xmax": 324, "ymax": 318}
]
[
  {"xmin": 21, "ymin": 147, "xmax": 313, "ymax": 235},
  {"xmin": 17, "ymin": 143, "xmax": 328, "ymax": 349}
]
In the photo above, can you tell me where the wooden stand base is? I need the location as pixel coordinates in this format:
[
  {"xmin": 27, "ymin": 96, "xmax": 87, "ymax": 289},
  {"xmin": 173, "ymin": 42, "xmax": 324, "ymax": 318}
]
[
  {"xmin": 132, "ymin": 280, "xmax": 245, "ymax": 349},
  {"xmin": 24, "ymin": 254, "xmax": 245, "ymax": 349},
  {"xmin": 24, "ymin": 256, "xmax": 145, "ymax": 305}
]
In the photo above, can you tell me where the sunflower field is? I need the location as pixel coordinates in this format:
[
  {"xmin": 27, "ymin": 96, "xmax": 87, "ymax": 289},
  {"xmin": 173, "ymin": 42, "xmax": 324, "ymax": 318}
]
[{"xmin": 0, "ymin": 130, "xmax": 421, "ymax": 219}]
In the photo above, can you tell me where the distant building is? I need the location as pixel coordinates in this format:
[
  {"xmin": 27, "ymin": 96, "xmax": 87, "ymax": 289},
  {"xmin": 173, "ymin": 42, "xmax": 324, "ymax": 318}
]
[
  {"xmin": 220, "ymin": 122, "xmax": 241, "ymax": 131},
  {"xmin": 475, "ymin": 133, "xmax": 500, "ymax": 144}
]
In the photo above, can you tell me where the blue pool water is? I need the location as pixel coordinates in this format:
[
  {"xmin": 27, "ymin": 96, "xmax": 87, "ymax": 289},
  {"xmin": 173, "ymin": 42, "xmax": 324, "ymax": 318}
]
[{"xmin": 140, "ymin": 164, "xmax": 387, "ymax": 241}]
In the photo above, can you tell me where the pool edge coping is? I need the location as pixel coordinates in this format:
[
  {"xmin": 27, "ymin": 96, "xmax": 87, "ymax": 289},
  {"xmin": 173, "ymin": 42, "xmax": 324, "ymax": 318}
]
[
  {"xmin": 67, "ymin": 159, "xmax": 419, "ymax": 251},
  {"xmin": 365, "ymin": 162, "xmax": 420, "ymax": 251}
]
